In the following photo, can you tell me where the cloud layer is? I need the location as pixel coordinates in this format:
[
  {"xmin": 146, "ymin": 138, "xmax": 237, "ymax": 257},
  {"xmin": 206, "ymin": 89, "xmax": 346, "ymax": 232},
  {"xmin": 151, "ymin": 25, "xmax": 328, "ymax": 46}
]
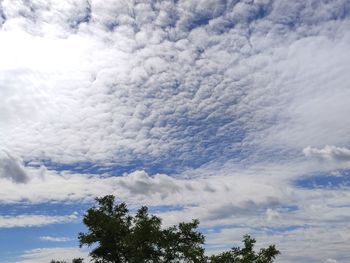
[
  {"xmin": 0, "ymin": 0, "xmax": 350, "ymax": 263},
  {"xmin": 1, "ymin": 0, "xmax": 349, "ymax": 169}
]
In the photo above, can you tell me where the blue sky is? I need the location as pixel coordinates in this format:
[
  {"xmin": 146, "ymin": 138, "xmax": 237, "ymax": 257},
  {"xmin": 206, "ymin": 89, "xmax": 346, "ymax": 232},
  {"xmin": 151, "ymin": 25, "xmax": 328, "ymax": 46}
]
[{"xmin": 1, "ymin": 0, "xmax": 350, "ymax": 262}]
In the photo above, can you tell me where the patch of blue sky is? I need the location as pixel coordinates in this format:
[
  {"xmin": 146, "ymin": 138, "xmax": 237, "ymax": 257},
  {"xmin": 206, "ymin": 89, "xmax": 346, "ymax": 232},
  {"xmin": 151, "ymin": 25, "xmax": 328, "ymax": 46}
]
[
  {"xmin": 203, "ymin": 224, "xmax": 303, "ymax": 244},
  {"xmin": 148, "ymin": 205, "xmax": 185, "ymax": 214},
  {"xmin": 0, "ymin": 222, "xmax": 84, "ymax": 262},
  {"xmin": 205, "ymin": 242, "xmax": 233, "ymax": 252},
  {"xmin": 294, "ymin": 170, "xmax": 350, "ymax": 189},
  {"xmin": 278, "ymin": 204, "xmax": 298, "ymax": 213},
  {"xmin": 105, "ymin": 21, "xmax": 119, "ymax": 31},
  {"xmin": 25, "ymin": 159, "xmax": 181, "ymax": 175},
  {"xmin": 202, "ymin": 223, "xmax": 250, "ymax": 234},
  {"xmin": 187, "ymin": 16, "xmax": 212, "ymax": 31},
  {"xmin": 201, "ymin": 224, "xmax": 299, "ymax": 251}
]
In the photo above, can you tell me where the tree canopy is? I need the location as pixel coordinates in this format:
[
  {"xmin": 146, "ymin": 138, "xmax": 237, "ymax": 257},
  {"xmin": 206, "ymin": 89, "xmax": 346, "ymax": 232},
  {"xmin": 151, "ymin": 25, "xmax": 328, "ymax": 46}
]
[
  {"xmin": 78, "ymin": 195, "xmax": 206, "ymax": 263},
  {"xmin": 209, "ymin": 235, "xmax": 280, "ymax": 263},
  {"xmin": 52, "ymin": 195, "xmax": 280, "ymax": 263}
]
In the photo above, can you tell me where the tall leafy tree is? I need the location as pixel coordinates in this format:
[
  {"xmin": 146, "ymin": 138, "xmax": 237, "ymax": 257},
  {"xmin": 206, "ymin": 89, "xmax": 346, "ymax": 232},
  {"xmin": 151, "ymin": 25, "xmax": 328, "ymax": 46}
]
[
  {"xmin": 127, "ymin": 206, "xmax": 163, "ymax": 262},
  {"xmin": 78, "ymin": 195, "xmax": 206, "ymax": 263},
  {"xmin": 63, "ymin": 195, "xmax": 280, "ymax": 263},
  {"xmin": 160, "ymin": 219, "xmax": 206, "ymax": 262},
  {"xmin": 78, "ymin": 195, "xmax": 133, "ymax": 263}
]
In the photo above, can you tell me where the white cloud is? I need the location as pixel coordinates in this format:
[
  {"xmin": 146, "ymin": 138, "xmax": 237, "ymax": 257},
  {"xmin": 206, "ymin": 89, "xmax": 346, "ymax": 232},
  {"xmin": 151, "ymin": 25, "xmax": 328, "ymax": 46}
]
[
  {"xmin": 15, "ymin": 247, "xmax": 88, "ymax": 263},
  {"xmin": 39, "ymin": 236, "xmax": 72, "ymax": 242},
  {"xmin": 260, "ymin": 31, "xmax": 350, "ymax": 150},
  {"xmin": 266, "ymin": 208, "xmax": 281, "ymax": 221},
  {"xmin": 0, "ymin": 0, "xmax": 348, "ymax": 168},
  {"xmin": 0, "ymin": 214, "xmax": 78, "ymax": 228},
  {"xmin": 304, "ymin": 145, "xmax": 350, "ymax": 162}
]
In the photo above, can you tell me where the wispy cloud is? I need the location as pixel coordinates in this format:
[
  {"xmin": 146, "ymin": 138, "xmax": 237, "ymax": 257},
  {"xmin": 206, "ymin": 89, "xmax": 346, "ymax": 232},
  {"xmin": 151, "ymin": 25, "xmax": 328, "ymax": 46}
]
[
  {"xmin": 39, "ymin": 236, "xmax": 72, "ymax": 242},
  {"xmin": 0, "ymin": 214, "xmax": 78, "ymax": 228},
  {"xmin": 14, "ymin": 247, "xmax": 88, "ymax": 263}
]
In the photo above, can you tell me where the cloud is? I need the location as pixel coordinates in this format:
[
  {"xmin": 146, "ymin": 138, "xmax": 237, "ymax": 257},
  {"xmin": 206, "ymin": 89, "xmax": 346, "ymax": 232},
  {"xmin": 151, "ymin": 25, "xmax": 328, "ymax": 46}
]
[
  {"xmin": 205, "ymin": 198, "xmax": 280, "ymax": 220},
  {"xmin": 39, "ymin": 236, "xmax": 72, "ymax": 242},
  {"xmin": 0, "ymin": 162, "xmax": 299, "ymax": 207},
  {"xmin": 0, "ymin": 214, "xmax": 78, "ymax": 228},
  {"xmin": 265, "ymin": 208, "xmax": 281, "ymax": 222},
  {"xmin": 0, "ymin": 0, "xmax": 348, "ymax": 171},
  {"xmin": 118, "ymin": 171, "xmax": 180, "ymax": 197},
  {"xmin": 0, "ymin": 151, "xmax": 29, "ymax": 183},
  {"xmin": 15, "ymin": 247, "xmax": 88, "ymax": 263},
  {"xmin": 304, "ymin": 145, "xmax": 350, "ymax": 162},
  {"xmin": 0, "ymin": 161, "xmax": 348, "ymax": 262}
]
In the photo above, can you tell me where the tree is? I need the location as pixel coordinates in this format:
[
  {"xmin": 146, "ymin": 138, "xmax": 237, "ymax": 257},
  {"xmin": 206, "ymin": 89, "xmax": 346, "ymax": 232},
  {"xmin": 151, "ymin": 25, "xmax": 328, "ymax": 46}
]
[
  {"xmin": 209, "ymin": 235, "xmax": 280, "ymax": 263},
  {"xmin": 78, "ymin": 195, "xmax": 207, "ymax": 263},
  {"xmin": 78, "ymin": 195, "xmax": 133, "ymax": 263},
  {"xmin": 52, "ymin": 195, "xmax": 279, "ymax": 263},
  {"xmin": 160, "ymin": 219, "xmax": 206, "ymax": 262}
]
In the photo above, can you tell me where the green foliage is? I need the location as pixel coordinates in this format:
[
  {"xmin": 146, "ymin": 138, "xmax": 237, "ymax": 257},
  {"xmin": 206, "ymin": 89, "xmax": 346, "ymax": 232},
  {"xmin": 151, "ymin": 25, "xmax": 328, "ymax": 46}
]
[
  {"xmin": 209, "ymin": 235, "xmax": 280, "ymax": 263},
  {"xmin": 161, "ymin": 219, "xmax": 206, "ymax": 262},
  {"xmin": 78, "ymin": 195, "xmax": 206, "ymax": 263},
  {"xmin": 52, "ymin": 195, "xmax": 280, "ymax": 263}
]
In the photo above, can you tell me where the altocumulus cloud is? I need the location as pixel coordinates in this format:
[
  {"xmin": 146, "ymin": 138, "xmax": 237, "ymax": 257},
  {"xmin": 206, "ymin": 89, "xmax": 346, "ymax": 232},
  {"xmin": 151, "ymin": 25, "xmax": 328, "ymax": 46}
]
[
  {"xmin": 1, "ymin": 0, "xmax": 349, "ymax": 168},
  {"xmin": 0, "ymin": 0, "xmax": 350, "ymax": 263}
]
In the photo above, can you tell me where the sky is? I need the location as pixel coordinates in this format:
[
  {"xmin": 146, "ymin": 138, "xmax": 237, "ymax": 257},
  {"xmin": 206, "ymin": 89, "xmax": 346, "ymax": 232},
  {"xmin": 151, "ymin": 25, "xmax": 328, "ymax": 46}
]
[{"xmin": 0, "ymin": 0, "xmax": 350, "ymax": 262}]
